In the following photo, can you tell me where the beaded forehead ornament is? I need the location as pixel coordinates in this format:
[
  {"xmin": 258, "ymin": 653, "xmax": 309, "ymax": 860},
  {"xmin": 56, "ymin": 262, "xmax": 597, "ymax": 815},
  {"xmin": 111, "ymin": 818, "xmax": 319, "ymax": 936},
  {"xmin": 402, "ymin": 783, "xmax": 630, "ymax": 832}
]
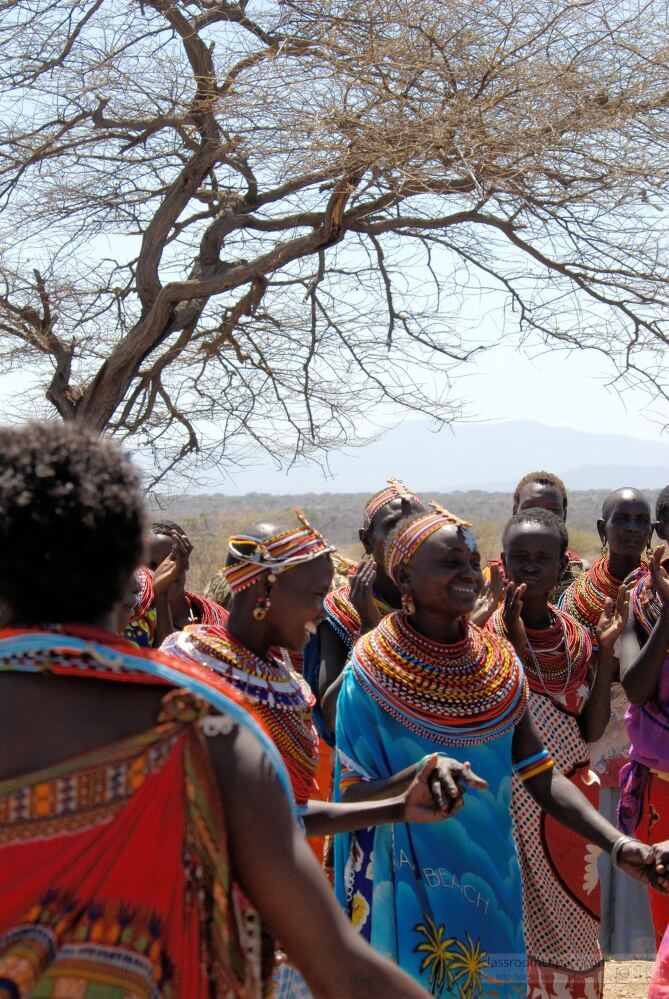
[
  {"xmin": 362, "ymin": 478, "xmax": 422, "ymax": 529},
  {"xmin": 385, "ymin": 501, "xmax": 474, "ymax": 585},
  {"xmin": 222, "ymin": 510, "xmax": 335, "ymax": 593}
]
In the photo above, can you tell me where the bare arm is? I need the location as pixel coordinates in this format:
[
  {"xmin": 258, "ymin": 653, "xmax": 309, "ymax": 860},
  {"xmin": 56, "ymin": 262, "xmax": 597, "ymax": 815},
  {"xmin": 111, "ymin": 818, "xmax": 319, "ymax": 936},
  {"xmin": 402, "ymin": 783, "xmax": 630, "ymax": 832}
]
[
  {"xmin": 578, "ymin": 585, "xmax": 628, "ymax": 742},
  {"xmin": 210, "ymin": 723, "xmax": 432, "ymax": 999},
  {"xmin": 621, "ymin": 549, "xmax": 669, "ymax": 706},
  {"xmin": 513, "ymin": 711, "xmax": 663, "ymax": 886}
]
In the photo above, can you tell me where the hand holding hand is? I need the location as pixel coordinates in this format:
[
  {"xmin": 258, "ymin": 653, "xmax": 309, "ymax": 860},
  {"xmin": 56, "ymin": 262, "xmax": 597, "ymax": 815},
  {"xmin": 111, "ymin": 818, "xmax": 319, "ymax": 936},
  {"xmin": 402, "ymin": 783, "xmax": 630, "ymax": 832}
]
[
  {"xmin": 616, "ymin": 838, "xmax": 669, "ymax": 892},
  {"xmin": 470, "ymin": 563, "xmax": 505, "ymax": 628},
  {"xmin": 403, "ymin": 754, "xmax": 488, "ymax": 824},
  {"xmin": 350, "ymin": 555, "xmax": 381, "ymax": 633},
  {"xmin": 596, "ymin": 584, "xmax": 629, "ymax": 649}
]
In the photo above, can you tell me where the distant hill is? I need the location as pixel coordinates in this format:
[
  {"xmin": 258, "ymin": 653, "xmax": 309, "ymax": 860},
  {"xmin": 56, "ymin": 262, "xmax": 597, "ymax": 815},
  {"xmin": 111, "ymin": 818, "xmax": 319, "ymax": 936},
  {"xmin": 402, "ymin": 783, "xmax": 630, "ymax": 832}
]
[{"xmin": 177, "ymin": 418, "xmax": 669, "ymax": 494}]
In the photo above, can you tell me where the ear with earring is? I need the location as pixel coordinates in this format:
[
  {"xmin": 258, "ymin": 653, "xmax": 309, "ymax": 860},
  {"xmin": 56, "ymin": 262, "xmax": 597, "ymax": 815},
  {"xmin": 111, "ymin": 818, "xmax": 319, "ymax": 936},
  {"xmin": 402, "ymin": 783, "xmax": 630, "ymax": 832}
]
[
  {"xmin": 401, "ymin": 591, "xmax": 416, "ymax": 616},
  {"xmin": 253, "ymin": 573, "xmax": 276, "ymax": 621}
]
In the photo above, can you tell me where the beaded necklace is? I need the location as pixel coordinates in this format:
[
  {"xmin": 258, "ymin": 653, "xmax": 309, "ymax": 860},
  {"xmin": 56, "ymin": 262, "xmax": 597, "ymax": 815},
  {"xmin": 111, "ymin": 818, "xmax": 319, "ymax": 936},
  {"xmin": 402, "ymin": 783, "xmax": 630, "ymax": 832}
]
[
  {"xmin": 488, "ymin": 606, "xmax": 592, "ymax": 715},
  {"xmin": 351, "ymin": 612, "xmax": 527, "ymax": 746},
  {"xmin": 631, "ymin": 570, "xmax": 661, "ymax": 638},
  {"xmin": 558, "ymin": 555, "xmax": 625, "ymax": 645},
  {"xmin": 164, "ymin": 624, "xmax": 319, "ymax": 806},
  {"xmin": 323, "ymin": 583, "xmax": 393, "ymax": 649}
]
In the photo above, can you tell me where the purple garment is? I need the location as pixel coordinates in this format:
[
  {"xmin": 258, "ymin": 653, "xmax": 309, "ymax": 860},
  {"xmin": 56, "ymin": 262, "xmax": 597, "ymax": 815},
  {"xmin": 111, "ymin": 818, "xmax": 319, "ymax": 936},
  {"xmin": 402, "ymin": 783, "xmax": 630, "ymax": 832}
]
[{"xmin": 618, "ymin": 654, "xmax": 669, "ymax": 833}]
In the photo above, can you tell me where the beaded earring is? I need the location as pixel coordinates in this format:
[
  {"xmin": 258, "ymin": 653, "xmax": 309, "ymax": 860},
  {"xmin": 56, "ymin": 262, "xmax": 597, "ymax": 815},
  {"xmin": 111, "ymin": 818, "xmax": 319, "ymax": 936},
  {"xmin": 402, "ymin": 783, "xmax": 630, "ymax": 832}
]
[
  {"xmin": 402, "ymin": 592, "xmax": 416, "ymax": 615},
  {"xmin": 647, "ymin": 540, "xmax": 654, "ymax": 557},
  {"xmin": 253, "ymin": 573, "xmax": 277, "ymax": 621},
  {"xmin": 600, "ymin": 540, "xmax": 608, "ymax": 557}
]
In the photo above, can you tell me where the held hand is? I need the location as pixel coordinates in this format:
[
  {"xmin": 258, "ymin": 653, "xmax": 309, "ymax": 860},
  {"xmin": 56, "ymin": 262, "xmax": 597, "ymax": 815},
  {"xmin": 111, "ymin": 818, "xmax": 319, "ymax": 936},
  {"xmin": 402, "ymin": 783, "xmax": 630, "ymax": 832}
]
[
  {"xmin": 350, "ymin": 555, "xmax": 381, "ymax": 633},
  {"xmin": 153, "ymin": 531, "xmax": 191, "ymax": 597},
  {"xmin": 403, "ymin": 753, "xmax": 488, "ymax": 824},
  {"xmin": 617, "ymin": 839, "xmax": 669, "ymax": 892},
  {"xmin": 470, "ymin": 563, "xmax": 505, "ymax": 627},
  {"xmin": 649, "ymin": 545, "xmax": 669, "ymax": 607},
  {"xmin": 501, "ymin": 581, "xmax": 528, "ymax": 653},
  {"xmin": 596, "ymin": 584, "xmax": 629, "ymax": 650}
]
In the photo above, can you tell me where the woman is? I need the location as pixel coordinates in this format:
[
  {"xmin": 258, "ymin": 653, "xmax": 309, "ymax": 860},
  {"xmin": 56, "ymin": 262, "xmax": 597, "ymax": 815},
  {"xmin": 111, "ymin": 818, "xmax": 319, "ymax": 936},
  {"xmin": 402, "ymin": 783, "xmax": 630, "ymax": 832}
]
[
  {"xmin": 488, "ymin": 507, "xmax": 625, "ymax": 997},
  {"xmin": 0, "ymin": 420, "xmax": 463, "ymax": 999},
  {"xmin": 619, "ymin": 544, "xmax": 669, "ymax": 947},
  {"xmin": 334, "ymin": 502, "xmax": 666, "ymax": 997},
  {"xmin": 559, "ymin": 486, "xmax": 656, "ymax": 957},
  {"xmin": 147, "ymin": 520, "xmax": 228, "ymax": 628}
]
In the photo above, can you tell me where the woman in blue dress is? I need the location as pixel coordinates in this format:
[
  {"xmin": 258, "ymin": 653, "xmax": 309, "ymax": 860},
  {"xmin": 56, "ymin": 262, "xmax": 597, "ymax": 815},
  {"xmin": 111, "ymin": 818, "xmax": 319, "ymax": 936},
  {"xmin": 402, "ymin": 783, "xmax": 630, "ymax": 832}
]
[{"xmin": 334, "ymin": 504, "xmax": 666, "ymax": 997}]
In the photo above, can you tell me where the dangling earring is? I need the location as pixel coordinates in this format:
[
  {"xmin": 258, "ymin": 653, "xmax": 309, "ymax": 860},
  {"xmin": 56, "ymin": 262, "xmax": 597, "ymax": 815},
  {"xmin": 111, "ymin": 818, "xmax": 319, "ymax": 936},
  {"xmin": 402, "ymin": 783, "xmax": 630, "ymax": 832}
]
[
  {"xmin": 647, "ymin": 539, "xmax": 654, "ymax": 557},
  {"xmin": 402, "ymin": 592, "xmax": 416, "ymax": 616},
  {"xmin": 600, "ymin": 540, "xmax": 608, "ymax": 557},
  {"xmin": 253, "ymin": 573, "xmax": 276, "ymax": 622}
]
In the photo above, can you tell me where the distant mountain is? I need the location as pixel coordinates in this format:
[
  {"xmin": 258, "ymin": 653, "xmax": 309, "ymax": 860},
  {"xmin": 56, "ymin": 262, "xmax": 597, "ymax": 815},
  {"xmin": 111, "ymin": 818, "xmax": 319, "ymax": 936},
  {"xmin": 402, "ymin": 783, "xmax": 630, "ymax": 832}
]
[{"xmin": 182, "ymin": 418, "xmax": 669, "ymax": 494}]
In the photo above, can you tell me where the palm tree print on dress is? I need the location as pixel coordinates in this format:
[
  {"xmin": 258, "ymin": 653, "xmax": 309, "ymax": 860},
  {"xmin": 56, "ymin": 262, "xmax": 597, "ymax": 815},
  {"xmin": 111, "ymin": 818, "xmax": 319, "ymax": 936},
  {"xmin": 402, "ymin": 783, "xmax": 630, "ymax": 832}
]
[{"xmin": 414, "ymin": 917, "xmax": 489, "ymax": 997}]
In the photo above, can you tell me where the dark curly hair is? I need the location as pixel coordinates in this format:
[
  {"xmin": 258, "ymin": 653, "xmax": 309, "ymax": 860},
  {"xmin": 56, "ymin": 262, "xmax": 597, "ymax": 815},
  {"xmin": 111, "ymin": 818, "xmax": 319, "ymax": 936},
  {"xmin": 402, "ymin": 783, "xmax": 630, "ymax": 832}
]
[
  {"xmin": 512, "ymin": 470, "xmax": 568, "ymax": 513},
  {"xmin": 502, "ymin": 507, "xmax": 569, "ymax": 556},
  {"xmin": 151, "ymin": 519, "xmax": 185, "ymax": 537},
  {"xmin": 0, "ymin": 421, "xmax": 145, "ymax": 624}
]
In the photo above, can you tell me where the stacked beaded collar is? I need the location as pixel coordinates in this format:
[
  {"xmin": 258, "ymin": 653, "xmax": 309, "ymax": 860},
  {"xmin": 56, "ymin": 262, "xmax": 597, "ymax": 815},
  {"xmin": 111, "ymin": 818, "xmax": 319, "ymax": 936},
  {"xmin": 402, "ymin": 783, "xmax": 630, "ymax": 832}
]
[
  {"xmin": 362, "ymin": 478, "xmax": 421, "ymax": 529},
  {"xmin": 631, "ymin": 568, "xmax": 661, "ymax": 637},
  {"xmin": 384, "ymin": 501, "xmax": 474, "ymax": 585},
  {"xmin": 488, "ymin": 606, "xmax": 592, "ymax": 716},
  {"xmin": 558, "ymin": 555, "xmax": 625, "ymax": 647},
  {"xmin": 323, "ymin": 583, "xmax": 393, "ymax": 649},
  {"xmin": 222, "ymin": 511, "xmax": 334, "ymax": 594},
  {"xmin": 351, "ymin": 612, "xmax": 527, "ymax": 746},
  {"xmin": 163, "ymin": 624, "xmax": 318, "ymax": 806}
]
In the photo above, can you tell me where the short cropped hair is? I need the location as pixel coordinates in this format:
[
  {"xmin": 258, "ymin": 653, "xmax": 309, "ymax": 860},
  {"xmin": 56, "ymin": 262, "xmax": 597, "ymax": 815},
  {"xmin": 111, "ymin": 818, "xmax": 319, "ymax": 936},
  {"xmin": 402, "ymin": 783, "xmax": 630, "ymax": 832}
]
[
  {"xmin": 513, "ymin": 471, "xmax": 568, "ymax": 512},
  {"xmin": 0, "ymin": 421, "xmax": 145, "ymax": 623},
  {"xmin": 502, "ymin": 507, "xmax": 569, "ymax": 556},
  {"xmin": 151, "ymin": 519, "xmax": 185, "ymax": 537}
]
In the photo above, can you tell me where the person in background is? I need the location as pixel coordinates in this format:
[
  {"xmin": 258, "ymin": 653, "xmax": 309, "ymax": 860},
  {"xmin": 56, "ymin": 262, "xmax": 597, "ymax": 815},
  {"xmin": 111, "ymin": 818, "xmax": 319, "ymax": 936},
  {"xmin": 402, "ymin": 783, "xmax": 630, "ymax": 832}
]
[
  {"xmin": 0, "ymin": 421, "xmax": 458, "ymax": 999},
  {"xmin": 148, "ymin": 520, "xmax": 228, "ymax": 627},
  {"xmin": 619, "ymin": 531, "xmax": 669, "ymax": 948},
  {"xmin": 560, "ymin": 486, "xmax": 656, "ymax": 957},
  {"xmin": 334, "ymin": 501, "xmax": 667, "ymax": 997},
  {"xmin": 489, "ymin": 508, "xmax": 626, "ymax": 997}
]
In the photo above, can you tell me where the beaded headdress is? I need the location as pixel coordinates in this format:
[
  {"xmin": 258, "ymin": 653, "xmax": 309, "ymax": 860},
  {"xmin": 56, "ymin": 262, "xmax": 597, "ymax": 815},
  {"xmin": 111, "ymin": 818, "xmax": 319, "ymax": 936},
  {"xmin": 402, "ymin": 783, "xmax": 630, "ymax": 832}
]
[
  {"xmin": 222, "ymin": 510, "xmax": 335, "ymax": 593},
  {"xmin": 362, "ymin": 478, "xmax": 422, "ymax": 529},
  {"xmin": 385, "ymin": 501, "xmax": 473, "ymax": 585}
]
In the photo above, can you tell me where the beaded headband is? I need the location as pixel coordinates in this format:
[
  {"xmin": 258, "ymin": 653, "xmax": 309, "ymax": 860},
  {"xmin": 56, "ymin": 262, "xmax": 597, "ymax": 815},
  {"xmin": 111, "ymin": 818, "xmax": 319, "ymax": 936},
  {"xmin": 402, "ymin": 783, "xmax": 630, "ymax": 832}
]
[
  {"xmin": 222, "ymin": 510, "xmax": 335, "ymax": 593},
  {"xmin": 385, "ymin": 501, "xmax": 473, "ymax": 585},
  {"xmin": 362, "ymin": 478, "xmax": 422, "ymax": 529}
]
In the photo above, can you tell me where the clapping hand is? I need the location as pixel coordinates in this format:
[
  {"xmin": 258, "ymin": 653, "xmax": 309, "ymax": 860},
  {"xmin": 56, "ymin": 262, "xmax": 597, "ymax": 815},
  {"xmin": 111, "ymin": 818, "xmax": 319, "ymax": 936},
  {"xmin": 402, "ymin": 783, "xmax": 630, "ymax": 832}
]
[
  {"xmin": 501, "ymin": 581, "xmax": 528, "ymax": 654},
  {"xmin": 350, "ymin": 555, "xmax": 381, "ymax": 634},
  {"xmin": 153, "ymin": 530, "xmax": 192, "ymax": 597},
  {"xmin": 471, "ymin": 563, "xmax": 505, "ymax": 627},
  {"xmin": 596, "ymin": 584, "xmax": 629, "ymax": 650}
]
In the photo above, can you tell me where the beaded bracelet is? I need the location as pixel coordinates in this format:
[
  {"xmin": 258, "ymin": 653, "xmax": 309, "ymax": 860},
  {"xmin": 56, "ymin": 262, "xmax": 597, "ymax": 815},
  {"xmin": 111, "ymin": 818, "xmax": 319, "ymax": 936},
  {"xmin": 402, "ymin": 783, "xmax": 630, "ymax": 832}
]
[
  {"xmin": 513, "ymin": 748, "xmax": 555, "ymax": 782},
  {"xmin": 611, "ymin": 834, "xmax": 635, "ymax": 869}
]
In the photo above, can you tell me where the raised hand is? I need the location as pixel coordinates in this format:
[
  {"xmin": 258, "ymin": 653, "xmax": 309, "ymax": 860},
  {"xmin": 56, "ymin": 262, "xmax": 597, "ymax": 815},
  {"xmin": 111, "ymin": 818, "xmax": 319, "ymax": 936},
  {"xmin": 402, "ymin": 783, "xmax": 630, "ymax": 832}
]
[
  {"xmin": 153, "ymin": 530, "xmax": 191, "ymax": 596},
  {"xmin": 470, "ymin": 562, "xmax": 504, "ymax": 627},
  {"xmin": 649, "ymin": 545, "xmax": 669, "ymax": 606},
  {"xmin": 403, "ymin": 753, "xmax": 488, "ymax": 824},
  {"xmin": 501, "ymin": 580, "xmax": 528, "ymax": 653},
  {"xmin": 596, "ymin": 584, "xmax": 629, "ymax": 650},
  {"xmin": 349, "ymin": 554, "xmax": 381, "ymax": 634}
]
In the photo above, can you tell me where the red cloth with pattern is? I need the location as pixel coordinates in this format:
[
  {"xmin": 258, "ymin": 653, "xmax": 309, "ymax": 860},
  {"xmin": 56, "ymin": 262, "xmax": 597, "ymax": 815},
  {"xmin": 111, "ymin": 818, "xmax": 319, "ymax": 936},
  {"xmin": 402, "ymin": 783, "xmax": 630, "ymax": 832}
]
[{"xmin": 513, "ymin": 685, "xmax": 603, "ymax": 999}]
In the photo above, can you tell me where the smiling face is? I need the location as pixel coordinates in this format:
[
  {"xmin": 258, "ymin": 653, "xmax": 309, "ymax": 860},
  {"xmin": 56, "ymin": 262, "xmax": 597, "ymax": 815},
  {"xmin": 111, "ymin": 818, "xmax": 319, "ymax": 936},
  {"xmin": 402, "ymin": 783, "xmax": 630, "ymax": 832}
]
[
  {"xmin": 515, "ymin": 482, "xmax": 566, "ymax": 521},
  {"xmin": 599, "ymin": 492, "xmax": 652, "ymax": 559},
  {"xmin": 263, "ymin": 554, "xmax": 334, "ymax": 651},
  {"xmin": 402, "ymin": 523, "xmax": 483, "ymax": 619},
  {"xmin": 502, "ymin": 522, "xmax": 566, "ymax": 597}
]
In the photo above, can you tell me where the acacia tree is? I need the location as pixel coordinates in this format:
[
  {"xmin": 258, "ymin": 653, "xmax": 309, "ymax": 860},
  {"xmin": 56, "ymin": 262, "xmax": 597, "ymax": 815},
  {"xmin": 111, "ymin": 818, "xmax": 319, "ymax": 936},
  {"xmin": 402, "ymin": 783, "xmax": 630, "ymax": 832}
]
[{"xmin": 1, "ymin": 0, "xmax": 669, "ymax": 482}]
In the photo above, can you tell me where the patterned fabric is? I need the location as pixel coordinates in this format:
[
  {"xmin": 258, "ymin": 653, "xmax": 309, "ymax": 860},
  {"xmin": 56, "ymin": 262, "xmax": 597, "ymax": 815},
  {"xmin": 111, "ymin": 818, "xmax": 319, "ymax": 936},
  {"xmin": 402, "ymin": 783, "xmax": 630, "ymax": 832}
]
[
  {"xmin": 123, "ymin": 567, "xmax": 156, "ymax": 648},
  {"xmin": 0, "ymin": 627, "xmax": 293, "ymax": 999},
  {"xmin": 222, "ymin": 511, "xmax": 334, "ymax": 593},
  {"xmin": 511, "ymin": 676, "xmax": 603, "ymax": 998},
  {"xmin": 631, "ymin": 772, "xmax": 669, "ymax": 948},
  {"xmin": 162, "ymin": 625, "xmax": 319, "ymax": 807},
  {"xmin": 334, "ymin": 619, "xmax": 528, "ymax": 996},
  {"xmin": 349, "ymin": 612, "xmax": 527, "ymax": 746},
  {"xmin": 362, "ymin": 478, "xmax": 421, "ymax": 529},
  {"xmin": 323, "ymin": 583, "xmax": 393, "ymax": 650},
  {"xmin": 488, "ymin": 605, "xmax": 592, "ymax": 717}
]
